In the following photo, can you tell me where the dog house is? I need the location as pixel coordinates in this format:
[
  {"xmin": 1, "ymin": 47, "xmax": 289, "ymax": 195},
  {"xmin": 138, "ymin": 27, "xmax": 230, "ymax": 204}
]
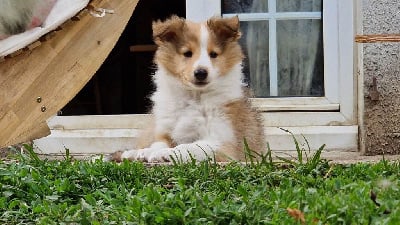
[{"xmin": 1, "ymin": 0, "xmax": 398, "ymax": 159}]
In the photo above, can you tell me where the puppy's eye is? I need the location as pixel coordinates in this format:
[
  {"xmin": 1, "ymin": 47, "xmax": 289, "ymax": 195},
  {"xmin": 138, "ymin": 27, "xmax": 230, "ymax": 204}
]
[
  {"xmin": 183, "ymin": 51, "xmax": 193, "ymax": 58},
  {"xmin": 209, "ymin": 51, "xmax": 218, "ymax": 58}
]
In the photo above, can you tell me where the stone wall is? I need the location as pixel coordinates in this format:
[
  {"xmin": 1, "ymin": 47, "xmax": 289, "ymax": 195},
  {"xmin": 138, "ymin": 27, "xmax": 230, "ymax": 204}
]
[{"xmin": 363, "ymin": 0, "xmax": 400, "ymax": 154}]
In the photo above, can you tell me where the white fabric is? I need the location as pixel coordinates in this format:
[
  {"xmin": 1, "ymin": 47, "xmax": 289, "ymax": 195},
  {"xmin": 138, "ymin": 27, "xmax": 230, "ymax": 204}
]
[{"xmin": 0, "ymin": 0, "xmax": 89, "ymax": 57}]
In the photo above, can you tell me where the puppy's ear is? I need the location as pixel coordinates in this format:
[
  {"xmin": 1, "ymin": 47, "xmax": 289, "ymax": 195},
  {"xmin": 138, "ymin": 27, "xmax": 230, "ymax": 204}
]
[
  {"xmin": 152, "ymin": 15, "xmax": 185, "ymax": 45},
  {"xmin": 207, "ymin": 16, "xmax": 241, "ymax": 42}
]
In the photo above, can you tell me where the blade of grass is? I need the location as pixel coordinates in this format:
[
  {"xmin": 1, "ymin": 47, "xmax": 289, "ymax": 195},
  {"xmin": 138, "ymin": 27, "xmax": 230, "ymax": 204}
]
[
  {"xmin": 243, "ymin": 138, "xmax": 256, "ymax": 166},
  {"xmin": 23, "ymin": 144, "xmax": 41, "ymax": 163},
  {"xmin": 279, "ymin": 128, "xmax": 303, "ymax": 164},
  {"xmin": 301, "ymin": 134, "xmax": 311, "ymax": 160}
]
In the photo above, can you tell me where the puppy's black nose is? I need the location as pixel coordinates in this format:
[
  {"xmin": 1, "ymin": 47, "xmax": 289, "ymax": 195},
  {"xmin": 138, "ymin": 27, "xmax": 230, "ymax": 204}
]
[{"xmin": 194, "ymin": 68, "xmax": 208, "ymax": 81}]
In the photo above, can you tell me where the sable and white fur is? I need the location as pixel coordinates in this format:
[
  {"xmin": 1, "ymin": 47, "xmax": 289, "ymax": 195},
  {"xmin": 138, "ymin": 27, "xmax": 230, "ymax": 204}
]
[{"xmin": 112, "ymin": 16, "xmax": 264, "ymax": 162}]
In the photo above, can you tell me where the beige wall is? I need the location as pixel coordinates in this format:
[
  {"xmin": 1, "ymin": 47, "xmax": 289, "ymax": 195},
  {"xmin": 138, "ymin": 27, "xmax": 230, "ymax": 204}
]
[{"xmin": 362, "ymin": 0, "xmax": 400, "ymax": 154}]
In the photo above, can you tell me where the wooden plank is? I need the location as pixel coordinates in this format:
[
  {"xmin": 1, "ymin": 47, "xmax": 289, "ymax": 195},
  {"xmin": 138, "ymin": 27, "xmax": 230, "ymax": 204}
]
[
  {"xmin": 0, "ymin": 0, "xmax": 139, "ymax": 147},
  {"xmin": 11, "ymin": 121, "xmax": 50, "ymax": 145}
]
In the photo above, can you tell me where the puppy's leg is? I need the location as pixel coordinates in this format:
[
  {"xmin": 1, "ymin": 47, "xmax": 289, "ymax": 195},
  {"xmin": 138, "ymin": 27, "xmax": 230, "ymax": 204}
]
[{"xmin": 120, "ymin": 140, "xmax": 220, "ymax": 163}]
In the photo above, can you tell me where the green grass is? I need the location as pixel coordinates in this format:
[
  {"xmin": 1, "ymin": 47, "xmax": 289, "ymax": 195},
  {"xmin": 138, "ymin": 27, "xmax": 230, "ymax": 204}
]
[{"xmin": 0, "ymin": 144, "xmax": 399, "ymax": 225}]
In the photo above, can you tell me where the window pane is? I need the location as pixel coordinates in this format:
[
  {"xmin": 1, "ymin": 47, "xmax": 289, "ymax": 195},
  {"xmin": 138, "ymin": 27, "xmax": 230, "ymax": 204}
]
[
  {"xmin": 222, "ymin": 0, "xmax": 324, "ymax": 98},
  {"xmin": 277, "ymin": 19, "xmax": 324, "ymax": 96},
  {"xmin": 241, "ymin": 21, "xmax": 270, "ymax": 97},
  {"xmin": 222, "ymin": 0, "xmax": 268, "ymax": 13},
  {"xmin": 277, "ymin": 0, "xmax": 322, "ymax": 12}
]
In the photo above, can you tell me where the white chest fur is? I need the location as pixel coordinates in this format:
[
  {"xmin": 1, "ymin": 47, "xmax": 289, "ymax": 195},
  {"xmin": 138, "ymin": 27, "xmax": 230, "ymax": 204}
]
[
  {"xmin": 153, "ymin": 88, "xmax": 235, "ymax": 145},
  {"xmin": 151, "ymin": 66, "xmax": 245, "ymax": 145},
  {"xmin": 172, "ymin": 99, "xmax": 233, "ymax": 144}
]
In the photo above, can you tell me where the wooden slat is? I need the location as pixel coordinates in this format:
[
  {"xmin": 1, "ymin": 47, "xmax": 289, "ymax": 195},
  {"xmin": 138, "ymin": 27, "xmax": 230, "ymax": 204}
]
[
  {"xmin": 355, "ymin": 34, "xmax": 400, "ymax": 43},
  {"xmin": 0, "ymin": 0, "xmax": 139, "ymax": 147}
]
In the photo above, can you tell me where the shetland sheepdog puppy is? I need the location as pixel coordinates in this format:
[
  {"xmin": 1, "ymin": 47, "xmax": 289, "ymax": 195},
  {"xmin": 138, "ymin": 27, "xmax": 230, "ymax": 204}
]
[{"xmin": 111, "ymin": 15, "xmax": 265, "ymax": 162}]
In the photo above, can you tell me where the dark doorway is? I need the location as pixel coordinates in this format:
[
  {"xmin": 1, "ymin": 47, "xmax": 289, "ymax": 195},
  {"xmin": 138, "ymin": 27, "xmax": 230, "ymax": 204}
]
[{"xmin": 61, "ymin": 0, "xmax": 185, "ymax": 115}]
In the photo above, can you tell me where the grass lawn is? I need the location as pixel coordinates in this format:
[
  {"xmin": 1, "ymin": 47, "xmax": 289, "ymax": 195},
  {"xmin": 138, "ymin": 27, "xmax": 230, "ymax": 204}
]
[{"xmin": 0, "ymin": 144, "xmax": 399, "ymax": 225}]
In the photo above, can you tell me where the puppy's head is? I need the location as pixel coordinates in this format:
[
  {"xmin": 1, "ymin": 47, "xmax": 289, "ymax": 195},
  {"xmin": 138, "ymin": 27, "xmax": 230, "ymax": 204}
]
[{"xmin": 152, "ymin": 15, "xmax": 243, "ymax": 90}]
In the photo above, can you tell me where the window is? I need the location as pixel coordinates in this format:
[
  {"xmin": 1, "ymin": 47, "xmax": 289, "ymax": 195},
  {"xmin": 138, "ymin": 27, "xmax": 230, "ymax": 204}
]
[
  {"xmin": 223, "ymin": 0, "xmax": 324, "ymax": 98},
  {"xmin": 187, "ymin": 0, "xmax": 356, "ymax": 125}
]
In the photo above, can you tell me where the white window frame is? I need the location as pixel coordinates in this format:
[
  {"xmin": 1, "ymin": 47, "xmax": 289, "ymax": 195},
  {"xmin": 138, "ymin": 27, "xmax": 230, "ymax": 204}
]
[
  {"xmin": 185, "ymin": 0, "xmax": 359, "ymax": 153},
  {"xmin": 186, "ymin": 0, "xmax": 357, "ymax": 127}
]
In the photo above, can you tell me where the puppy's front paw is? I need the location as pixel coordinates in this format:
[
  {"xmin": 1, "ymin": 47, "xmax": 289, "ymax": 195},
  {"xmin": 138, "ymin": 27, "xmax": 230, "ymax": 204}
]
[
  {"xmin": 121, "ymin": 148, "xmax": 173, "ymax": 163},
  {"xmin": 146, "ymin": 148, "xmax": 174, "ymax": 162},
  {"xmin": 118, "ymin": 149, "xmax": 143, "ymax": 161}
]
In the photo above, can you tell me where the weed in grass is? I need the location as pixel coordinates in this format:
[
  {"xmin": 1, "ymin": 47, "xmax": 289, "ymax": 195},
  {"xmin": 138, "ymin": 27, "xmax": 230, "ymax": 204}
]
[
  {"xmin": 275, "ymin": 128, "xmax": 328, "ymax": 176},
  {"xmin": 243, "ymin": 138, "xmax": 275, "ymax": 170}
]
